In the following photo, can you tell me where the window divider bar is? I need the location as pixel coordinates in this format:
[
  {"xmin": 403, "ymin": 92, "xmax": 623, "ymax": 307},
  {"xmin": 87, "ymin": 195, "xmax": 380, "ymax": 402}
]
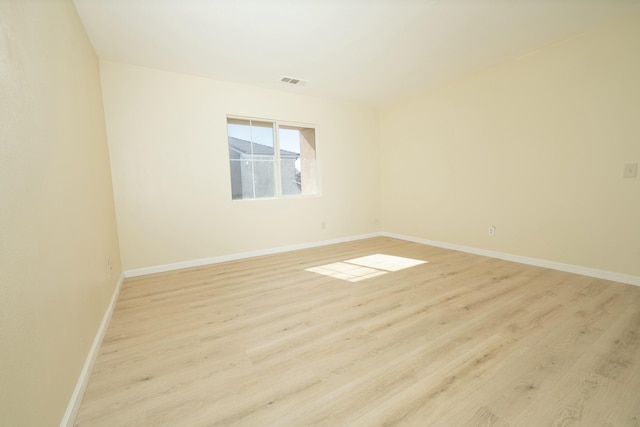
[{"xmin": 274, "ymin": 122, "xmax": 282, "ymax": 197}]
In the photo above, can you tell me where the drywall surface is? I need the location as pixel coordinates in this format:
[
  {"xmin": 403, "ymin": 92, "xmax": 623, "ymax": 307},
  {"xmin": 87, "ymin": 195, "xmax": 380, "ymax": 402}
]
[
  {"xmin": 0, "ymin": 0, "xmax": 121, "ymax": 425},
  {"xmin": 379, "ymin": 13, "xmax": 640, "ymax": 277},
  {"xmin": 100, "ymin": 61, "xmax": 380, "ymax": 271}
]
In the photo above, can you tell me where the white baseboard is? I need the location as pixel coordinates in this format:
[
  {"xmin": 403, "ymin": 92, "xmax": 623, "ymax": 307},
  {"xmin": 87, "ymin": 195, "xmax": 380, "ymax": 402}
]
[
  {"xmin": 125, "ymin": 231, "xmax": 640, "ymax": 286},
  {"xmin": 60, "ymin": 273, "xmax": 125, "ymax": 427},
  {"xmin": 381, "ymin": 232, "xmax": 640, "ymax": 287},
  {"xmin": 124, "ymin": 233, "xmax": 380, "ymax": 278}
]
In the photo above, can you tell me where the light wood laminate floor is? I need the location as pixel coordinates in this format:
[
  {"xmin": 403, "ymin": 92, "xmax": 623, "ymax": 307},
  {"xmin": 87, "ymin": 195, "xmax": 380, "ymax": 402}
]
[{"xmin": 76, "ymin": 237, "xmax": 640, "ymax": 426}]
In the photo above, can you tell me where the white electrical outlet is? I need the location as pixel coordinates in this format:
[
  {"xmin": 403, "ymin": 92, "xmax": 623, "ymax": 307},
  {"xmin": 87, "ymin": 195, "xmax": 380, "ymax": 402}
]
[{"xmin": 488, "ymin": 226, "xmax": 496, "ymax": 237}]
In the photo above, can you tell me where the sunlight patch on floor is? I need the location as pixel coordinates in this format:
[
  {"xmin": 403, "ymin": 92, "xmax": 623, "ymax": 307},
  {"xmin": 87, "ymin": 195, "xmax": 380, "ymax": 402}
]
[{"xmin": 306, "ymin": 254, "xmax": 427, "ymax": 282}]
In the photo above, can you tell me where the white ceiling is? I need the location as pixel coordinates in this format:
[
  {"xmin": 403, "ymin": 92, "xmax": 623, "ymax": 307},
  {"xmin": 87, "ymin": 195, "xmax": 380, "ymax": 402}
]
[{"xmin": 73, "ymin": 0, "xmax": 640, "ymax": 106}]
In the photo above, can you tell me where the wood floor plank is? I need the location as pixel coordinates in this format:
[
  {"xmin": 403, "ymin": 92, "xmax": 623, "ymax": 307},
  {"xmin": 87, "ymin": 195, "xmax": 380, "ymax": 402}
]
[
  {"xmin": 444, "ymin": 282, "xmax": 632, "ymax": 426},
  {"xmin": 75, "ymin": 237, "xmax": 640, "ymax": 426}
]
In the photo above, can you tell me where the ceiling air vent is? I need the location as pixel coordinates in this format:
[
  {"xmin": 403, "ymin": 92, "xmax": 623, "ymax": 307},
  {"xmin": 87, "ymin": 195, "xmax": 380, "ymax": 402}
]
[{"xmin": 280, "ymin": 76, "xmax": 306, "ymax": 86}]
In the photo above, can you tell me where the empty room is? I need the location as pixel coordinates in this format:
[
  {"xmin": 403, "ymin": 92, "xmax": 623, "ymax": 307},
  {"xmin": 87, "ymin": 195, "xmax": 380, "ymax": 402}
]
[{"xmin": 2, "ymin": 0, "xmax": 640, "ymax": 425}]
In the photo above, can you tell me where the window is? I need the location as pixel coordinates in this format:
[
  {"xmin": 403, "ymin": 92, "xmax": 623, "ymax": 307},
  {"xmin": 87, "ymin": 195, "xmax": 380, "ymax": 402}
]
[{"xmin": 227, "ymin": 117, "xmax": 318, "ymax": 200}]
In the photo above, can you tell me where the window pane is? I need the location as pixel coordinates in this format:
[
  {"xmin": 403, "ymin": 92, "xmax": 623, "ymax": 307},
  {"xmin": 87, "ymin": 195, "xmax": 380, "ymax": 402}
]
[
  {"xmin": 253, "ymin": 160, "xmax": 275, "ymax": 198},
  {"xmin": 279, "ymin": 125, "xmax": 316, "ymax": 196},
  {"xmin": 229, "ymin": 159, "xmax": 255, "ymax": 199},
  {"xmin": 227, "ymin": 119, "xmax": 251, "ymax": 157},
  {"xmin": 251, "ymin": 121, "xmax": 274, "ymax": 157},
  {"xmin": 281, "ymin": 158, "xmax": 301, "ymax": 195}
]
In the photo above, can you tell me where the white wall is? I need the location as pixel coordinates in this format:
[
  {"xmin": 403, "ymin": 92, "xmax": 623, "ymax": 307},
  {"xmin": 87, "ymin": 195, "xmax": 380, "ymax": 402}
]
[
  {"xmin": 379, "ymin": 13, "xmax": 640, "ymax": 278},
  {"xmin": 100, "ymin": 61, "xmax": 380, "ymax": 272},
  {"xmin": 0, "ymin": 0, "xmax": 122, "ymax": 425}
]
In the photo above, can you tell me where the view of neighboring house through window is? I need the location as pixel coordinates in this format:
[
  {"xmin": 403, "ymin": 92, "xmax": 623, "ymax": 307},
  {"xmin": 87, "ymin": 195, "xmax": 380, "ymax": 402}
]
[{"xmin": 227, "ymin": 117, "xmax": 317, "ymax": 200}]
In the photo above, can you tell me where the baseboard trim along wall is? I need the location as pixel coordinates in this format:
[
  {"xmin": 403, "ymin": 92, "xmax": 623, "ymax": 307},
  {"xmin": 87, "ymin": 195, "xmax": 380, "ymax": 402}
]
[
  {"xmin": 381, "ymin": 232, "xmax": 640, "ymax": 287},
  {"xmin": 60, "ymin": 273, "xmax": 125, "ymax": 427},
  {"xmin": 124, "ymin": 233, "xmax": 381, "ymax": 278},
  {"xmin": 124, "ymin": 231, "xmax": 639, "ymax": 287}
]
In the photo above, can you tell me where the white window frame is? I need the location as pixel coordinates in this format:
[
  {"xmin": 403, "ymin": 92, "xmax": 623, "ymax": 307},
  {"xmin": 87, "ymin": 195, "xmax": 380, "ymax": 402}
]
[{"xmin": 227, "ymin": 115, "xmax": 321, "ymax": 200}]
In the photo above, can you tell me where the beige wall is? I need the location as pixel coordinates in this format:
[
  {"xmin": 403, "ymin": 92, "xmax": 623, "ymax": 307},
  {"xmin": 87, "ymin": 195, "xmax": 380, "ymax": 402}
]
[
  {"xmin": 100, "ymin": 61, "xmax": 380, "ymax": 272},
  {"xmin": 380, "ymin": 13, "xmax": 640, "ymax": 277},
  {"xmin": 0, "ymin": 1, "xmax": 121, "ymax": 425}
]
